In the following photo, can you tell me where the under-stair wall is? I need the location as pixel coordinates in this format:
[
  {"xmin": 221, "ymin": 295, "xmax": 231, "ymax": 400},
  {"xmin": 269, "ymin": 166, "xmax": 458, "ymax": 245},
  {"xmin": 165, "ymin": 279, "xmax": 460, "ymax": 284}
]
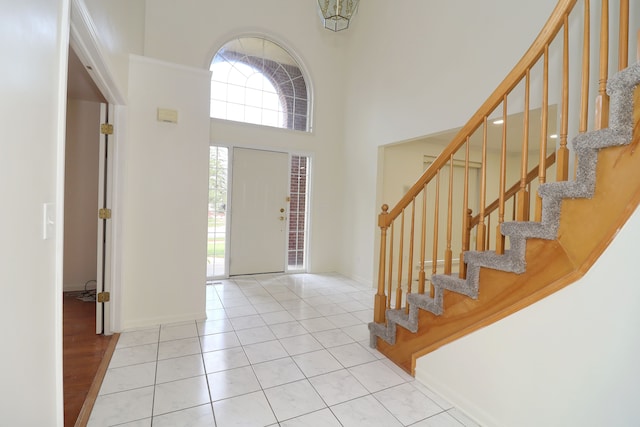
[{"xmin": 415, "ymin": 200, "xmax": 640, "ymax": 426}]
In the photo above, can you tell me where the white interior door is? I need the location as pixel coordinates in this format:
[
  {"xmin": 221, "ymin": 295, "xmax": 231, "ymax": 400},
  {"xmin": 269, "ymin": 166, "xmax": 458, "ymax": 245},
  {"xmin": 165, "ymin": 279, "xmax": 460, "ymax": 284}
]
[
  {"xmin": 230, "ymin": 148, "xmax": 289, "ymax": 276},
  {"xmin": 96, "ymin": 103, "xmax": 113, "ymax": 334}
]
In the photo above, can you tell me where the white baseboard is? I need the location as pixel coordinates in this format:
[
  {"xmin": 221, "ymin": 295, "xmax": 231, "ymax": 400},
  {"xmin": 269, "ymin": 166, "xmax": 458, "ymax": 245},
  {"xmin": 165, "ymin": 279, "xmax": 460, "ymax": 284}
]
[
  {"xmin": 415, "ymin": 368, "xmax": 496, "ymax": 427},
  {"xmin": 119, "ymin": 311, "xmax": 207, "ymax": 332}
]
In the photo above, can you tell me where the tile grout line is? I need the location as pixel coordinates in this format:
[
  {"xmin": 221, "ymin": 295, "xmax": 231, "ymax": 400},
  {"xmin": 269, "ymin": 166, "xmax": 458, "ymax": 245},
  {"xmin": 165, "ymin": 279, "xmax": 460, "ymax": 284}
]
[
  {"xmin": 223, "ymin": 276, "xmax": 398, "ymax": 425},
  {"xmin": 96, "ymin": 274, "xmax": 473, "ymax": 426},
  {"xmin": 149, "ymin": 326, "xmax": 161, "ymax": 426},
  {"xmin": 196, "ymin": 318, "xmax": 218, "ymax": 427}
]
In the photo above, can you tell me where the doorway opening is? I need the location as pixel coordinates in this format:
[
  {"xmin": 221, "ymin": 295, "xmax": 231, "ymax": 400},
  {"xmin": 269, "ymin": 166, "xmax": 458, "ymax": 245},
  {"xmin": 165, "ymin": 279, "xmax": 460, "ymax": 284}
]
[
  {"xmin": 206, "ymin": 147, "xmax": 311, "ymax": 278},
  {"xmin": 63, "ymin": 45, "xmax": 114, "ymax": 426}
]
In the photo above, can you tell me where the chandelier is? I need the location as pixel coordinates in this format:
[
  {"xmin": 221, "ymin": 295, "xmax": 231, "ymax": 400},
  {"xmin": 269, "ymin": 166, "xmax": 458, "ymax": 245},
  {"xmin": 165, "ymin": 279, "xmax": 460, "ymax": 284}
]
[{"xmin": 318, "ymin": 0, "xmax": 360, "ymax": 32}]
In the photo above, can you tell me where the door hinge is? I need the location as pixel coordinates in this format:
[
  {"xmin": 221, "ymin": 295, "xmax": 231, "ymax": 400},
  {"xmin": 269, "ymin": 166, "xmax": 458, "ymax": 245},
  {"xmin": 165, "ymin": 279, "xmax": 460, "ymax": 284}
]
[
  {"xmin": 98, "ymin": 208, "xmax": 112, "ymax": 219},
  {"xmin": 100, "ymin": 123, "xmax": 114, "ymax": 135},
  {"xmin": 97, "ymin": 292, "xmax": 110, "ymax": 303}
]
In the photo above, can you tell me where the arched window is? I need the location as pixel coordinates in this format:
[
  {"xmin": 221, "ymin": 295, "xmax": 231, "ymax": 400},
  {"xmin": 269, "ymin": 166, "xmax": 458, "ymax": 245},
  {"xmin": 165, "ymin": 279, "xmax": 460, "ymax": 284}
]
[{"xmin": 210, "ymin": 37, "xmax": 310, "ymax": 132}]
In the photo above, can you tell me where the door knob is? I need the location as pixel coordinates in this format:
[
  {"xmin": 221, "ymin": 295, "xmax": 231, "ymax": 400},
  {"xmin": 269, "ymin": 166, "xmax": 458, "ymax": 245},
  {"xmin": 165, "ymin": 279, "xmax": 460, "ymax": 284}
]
[
  {"xmin": 280, "ymin": 208, "xmax": 285, "ymax": 213},
  {"xmin": 279, "ymin": 216, "xmax": 286, "ymax": 221}
]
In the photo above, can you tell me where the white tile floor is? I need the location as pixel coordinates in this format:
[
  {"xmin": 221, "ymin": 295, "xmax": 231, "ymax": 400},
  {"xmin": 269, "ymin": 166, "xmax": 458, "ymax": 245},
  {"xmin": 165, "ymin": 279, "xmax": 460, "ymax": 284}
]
[{"xmin": 88, "ymin": 273, "xmax": 480, "ymax": 427}]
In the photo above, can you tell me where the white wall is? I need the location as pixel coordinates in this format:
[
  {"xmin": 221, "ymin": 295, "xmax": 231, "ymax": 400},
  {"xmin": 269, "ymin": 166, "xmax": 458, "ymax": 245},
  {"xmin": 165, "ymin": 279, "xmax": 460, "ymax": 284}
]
[
  {"xmin": 341, "ymin": 0, "xmax": 560, "ymax": 284},
  {"xmin": 416, "ymin": 205, "xmax": 640, "ymax": 427},
  {"xmin": 119, "ymin": 55, "xmax": 211, "ymax": 329},
  {"xmin": 0, "ymin": 0, "xmax": 69, "ymax": 425},
  {"xmin": 64, "ymin": 99, "xmax": 100, "ymax": 291},
  {"xmin": 78, "ymin": 0, "xmax": 145, "ymax": 98},
  {"xmin": 143, "ymin": 0, "xmax": 350, "ymax": 273}
]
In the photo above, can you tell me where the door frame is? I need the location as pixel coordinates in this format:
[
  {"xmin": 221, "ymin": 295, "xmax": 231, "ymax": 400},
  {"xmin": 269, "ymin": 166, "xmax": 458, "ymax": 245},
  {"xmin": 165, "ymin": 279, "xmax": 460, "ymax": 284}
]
[
  {"xmin": 96, "ymin": 103, "xmax": 116, "ymax": 335},
  {"xmin": 70, "ymin": 0, "xmax": 126, "ymax": 332},
  {"xmin": 211, "ymin": 142, "xmax": 314, "ymax": 278}
]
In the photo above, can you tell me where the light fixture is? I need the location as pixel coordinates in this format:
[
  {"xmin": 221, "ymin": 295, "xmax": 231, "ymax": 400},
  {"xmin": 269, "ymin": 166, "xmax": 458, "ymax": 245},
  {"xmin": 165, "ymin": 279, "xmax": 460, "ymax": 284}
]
[
  {"xmin": 318, "ymin": 0, "xmax": 360, "ymax": 32},
  {"xmin": 549, "ymin": 134, "xmax": 558, "ymax": 139},
  {"xmin": 492, "ymin": 119, "xmax": 504, "ymax": 125}
]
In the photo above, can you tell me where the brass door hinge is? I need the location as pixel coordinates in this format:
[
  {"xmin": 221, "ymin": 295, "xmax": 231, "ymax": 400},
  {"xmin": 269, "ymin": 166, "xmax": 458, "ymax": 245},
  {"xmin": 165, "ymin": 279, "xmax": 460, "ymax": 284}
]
[
  {"xmin": 97, "ymin": 292, "xmax": 110, "ymax": 303},
  {"xmin": 100, "ymin": 123, "xmax": 114, "ymax": 135},
  {"xmin": 98, "ymin": 208, "xmax": 112, "ymax": 219}
]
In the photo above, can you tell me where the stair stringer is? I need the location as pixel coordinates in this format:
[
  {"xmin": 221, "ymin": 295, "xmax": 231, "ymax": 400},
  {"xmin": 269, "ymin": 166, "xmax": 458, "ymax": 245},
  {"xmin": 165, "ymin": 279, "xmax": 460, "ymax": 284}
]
[{"xmin": 368, "ymin": 63, "xmax": 640, "ymax": 374}]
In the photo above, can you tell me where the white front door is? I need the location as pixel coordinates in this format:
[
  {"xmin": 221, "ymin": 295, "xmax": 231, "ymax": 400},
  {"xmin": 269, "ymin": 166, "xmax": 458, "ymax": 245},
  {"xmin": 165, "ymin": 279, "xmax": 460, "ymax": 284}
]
[{"xmin": 229, "ymin": 148, "xmax": 289, "ymax": 276}]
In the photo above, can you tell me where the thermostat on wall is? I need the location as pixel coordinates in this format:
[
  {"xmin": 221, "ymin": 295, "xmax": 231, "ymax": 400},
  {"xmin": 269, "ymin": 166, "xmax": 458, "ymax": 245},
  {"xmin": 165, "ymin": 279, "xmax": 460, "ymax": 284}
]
[{"xmin": 157, "ymin": 108, "xmax": 178, "ymax": 123}]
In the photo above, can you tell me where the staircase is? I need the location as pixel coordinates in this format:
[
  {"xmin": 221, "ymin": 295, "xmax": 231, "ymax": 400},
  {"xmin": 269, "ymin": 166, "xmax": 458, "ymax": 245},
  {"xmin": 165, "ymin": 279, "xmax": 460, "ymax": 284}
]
[{"xmin": 368, "ymin": 0, "xmax": 640, "ymax": 375}]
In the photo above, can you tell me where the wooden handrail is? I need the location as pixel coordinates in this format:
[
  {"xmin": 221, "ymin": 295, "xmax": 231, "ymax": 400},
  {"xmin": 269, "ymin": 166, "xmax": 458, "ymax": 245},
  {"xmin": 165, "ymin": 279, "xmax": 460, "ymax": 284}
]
[
  {"xmin": 470, "ymin": 152, "xmax": 557, "ymax": 228},
  {"xmin": 380, "ymin": 0, "xmax": 578, "ymax": 228}
]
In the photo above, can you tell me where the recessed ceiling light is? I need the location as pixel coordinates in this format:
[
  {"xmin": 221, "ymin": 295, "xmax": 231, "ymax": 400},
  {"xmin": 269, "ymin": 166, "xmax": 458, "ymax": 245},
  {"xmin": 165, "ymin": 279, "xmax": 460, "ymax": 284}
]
[{"xmin": 492, "ymin": 119, "xmax": 504, "ymax": 125}]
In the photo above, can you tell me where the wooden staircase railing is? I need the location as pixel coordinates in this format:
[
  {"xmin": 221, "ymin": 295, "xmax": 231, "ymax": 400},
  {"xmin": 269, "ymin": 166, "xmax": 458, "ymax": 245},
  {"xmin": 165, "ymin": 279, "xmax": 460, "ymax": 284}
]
[
  {"xmin": 373, "ymin": 0, "xmax": 636, "ymax": 342},
  {"xmin": 469, "ymin": 152, "xmax": 556, "ymax": 252}
]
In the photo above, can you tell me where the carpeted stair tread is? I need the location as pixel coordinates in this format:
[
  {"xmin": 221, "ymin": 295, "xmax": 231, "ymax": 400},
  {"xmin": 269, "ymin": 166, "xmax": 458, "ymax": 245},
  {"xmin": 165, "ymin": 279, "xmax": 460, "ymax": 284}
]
[
  {"xmin": 538, "ymin": 181, "xmax": 594, "ymax": 200},
  {"xmin": 431, "ymin": 273, "xmax": 477, "ymax": 298},
  {"xmin": 369, "ymin": 62, "xmax": 640, "ymax": 350},
  {"xmin": 576, "ymin": 128, "xmax": 632, "ymax": 149},
  {"xmin": 386, "ymin": 308, "xmax": 417, "ymax": 333},
  {"xmin": 407, "ymin": 292, "xmax": 443, "ymax": 315},
  {"xmin": 463, "ymin": 250, "xmax": 525, "ymax": 273},
  {"xmin": 369, "ymin": 321, "xmax": 394, "ymax": 346},
  {"xmin": 501, "ymin": 221, "xmax": 556, "ymax": 240}
]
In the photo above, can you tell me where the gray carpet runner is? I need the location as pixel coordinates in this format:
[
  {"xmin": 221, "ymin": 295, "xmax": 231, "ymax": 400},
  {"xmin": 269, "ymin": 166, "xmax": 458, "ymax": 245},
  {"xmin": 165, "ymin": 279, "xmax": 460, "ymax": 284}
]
[{"xmin": 369, "ymin": 62, "xmax": 640, "ymax": 347}]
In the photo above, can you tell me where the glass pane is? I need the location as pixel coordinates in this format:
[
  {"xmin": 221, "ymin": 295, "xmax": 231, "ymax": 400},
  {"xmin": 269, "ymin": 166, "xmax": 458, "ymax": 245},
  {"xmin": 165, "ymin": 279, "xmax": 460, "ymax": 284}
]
[
  {"xmin": 210, "ymin": 100, "xmax": 227, "ymax": 119},
  {"xmin": 262, "ymin": 109, "xmax": 281, "ymax": 128},
  {"xmin": 210, "ymin": 61, "xmax": 232, "ymax": 81},
  {"xmin": 246, "ymin": 73, "xmax": 264, "ymax": 90},
  {"xmin": 288, "ymin": 155, "xmax": 309, "ymax": 271},
  {"xmin": 210, "ymin": 81, "xmax": 228, "ymax": 101},
  {"xmin": 262, "ymin": 92, "xmax": 280, "ymax": 110},
  {"xmin": 227, "ymin": 84, "xmax": 245, "ymax": 104},
  {"xmin": 245, "ymin": 88, "xmax": 263, "ymax": 109},
  {"xmin": 244, "ymin": 106, "xmax": 262, "ymax": 125},
  {"xmin": 226, "ymin": 103, "xmax": 245, "ymax": 122},
  {"xmin": 208, "ymin": 146, "xmax": 228, "ymax": 278}
]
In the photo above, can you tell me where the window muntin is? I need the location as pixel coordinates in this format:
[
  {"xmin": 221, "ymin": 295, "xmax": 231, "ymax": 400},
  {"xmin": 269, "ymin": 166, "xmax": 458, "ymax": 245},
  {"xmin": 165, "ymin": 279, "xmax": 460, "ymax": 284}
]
[{"xmin": 210, "ymin": 37, "xmax": 310, "ymax": 132}]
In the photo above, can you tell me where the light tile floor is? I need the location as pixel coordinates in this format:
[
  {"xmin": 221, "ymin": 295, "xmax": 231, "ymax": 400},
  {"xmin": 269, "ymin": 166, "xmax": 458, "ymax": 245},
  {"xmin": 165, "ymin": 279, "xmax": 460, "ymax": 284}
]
[{"xmin": 88, "ymin": 273, "xmax": 480, "ymax": 427}]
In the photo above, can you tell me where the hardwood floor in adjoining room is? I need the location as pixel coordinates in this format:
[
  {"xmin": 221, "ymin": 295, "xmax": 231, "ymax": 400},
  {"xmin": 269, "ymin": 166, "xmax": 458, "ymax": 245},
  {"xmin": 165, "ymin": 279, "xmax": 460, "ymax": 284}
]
[{"xmin": 63, "ymin": 293, "xmax": 115, "ymax": 427}]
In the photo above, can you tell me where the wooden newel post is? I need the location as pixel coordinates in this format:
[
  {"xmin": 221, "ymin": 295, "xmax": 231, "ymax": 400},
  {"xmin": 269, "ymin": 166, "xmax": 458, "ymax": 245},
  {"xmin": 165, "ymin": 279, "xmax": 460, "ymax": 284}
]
[{"xmin": 374, "ymin": 204, "xmax": 389, "ymax": 324}]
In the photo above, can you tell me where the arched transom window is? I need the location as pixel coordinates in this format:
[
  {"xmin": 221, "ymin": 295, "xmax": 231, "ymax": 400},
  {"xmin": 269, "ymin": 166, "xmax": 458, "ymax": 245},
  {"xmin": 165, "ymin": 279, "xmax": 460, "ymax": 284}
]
[{"xmin": 210, "ymin": 37, "xmax": 310, "ymax": 132}]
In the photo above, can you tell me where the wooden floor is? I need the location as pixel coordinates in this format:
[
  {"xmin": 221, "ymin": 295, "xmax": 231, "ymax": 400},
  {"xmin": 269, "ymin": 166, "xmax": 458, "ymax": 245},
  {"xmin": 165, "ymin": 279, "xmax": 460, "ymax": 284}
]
[{"xmin": 63, "ymin": 293, "xmax": 113, "ymax": 427}]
